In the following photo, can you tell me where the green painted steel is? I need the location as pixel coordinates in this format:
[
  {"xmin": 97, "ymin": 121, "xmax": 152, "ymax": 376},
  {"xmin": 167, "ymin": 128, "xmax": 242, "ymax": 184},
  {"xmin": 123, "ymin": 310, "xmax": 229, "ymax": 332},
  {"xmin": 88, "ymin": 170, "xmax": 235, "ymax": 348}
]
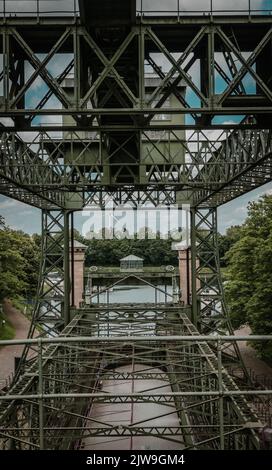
[{"xmin": 0, "ymin": 3, "xmax": 271, "ymax": 450}]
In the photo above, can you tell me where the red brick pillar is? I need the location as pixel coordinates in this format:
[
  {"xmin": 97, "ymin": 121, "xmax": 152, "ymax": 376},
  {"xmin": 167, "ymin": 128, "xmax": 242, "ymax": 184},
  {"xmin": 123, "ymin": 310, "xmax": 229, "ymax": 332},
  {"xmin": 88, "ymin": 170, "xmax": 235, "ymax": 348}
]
[
  {"xmin": 178, "ymin": 246, "xmax": 200, "ymax": 305},
  {"xmin": 70, "ymin": 241, "xmax": 87, "ymax": 308},
  {"xmin": 178, "ymin": 247, "xmax": 191, "ymax": 305}
]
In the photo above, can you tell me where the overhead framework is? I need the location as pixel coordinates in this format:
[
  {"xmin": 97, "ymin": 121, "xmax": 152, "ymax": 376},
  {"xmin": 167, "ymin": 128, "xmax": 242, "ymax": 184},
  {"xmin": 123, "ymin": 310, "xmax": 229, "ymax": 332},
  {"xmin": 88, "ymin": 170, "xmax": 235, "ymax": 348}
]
[{"xmin": 0, "ymin": 0, "xmax": 272, "ymax": 450}]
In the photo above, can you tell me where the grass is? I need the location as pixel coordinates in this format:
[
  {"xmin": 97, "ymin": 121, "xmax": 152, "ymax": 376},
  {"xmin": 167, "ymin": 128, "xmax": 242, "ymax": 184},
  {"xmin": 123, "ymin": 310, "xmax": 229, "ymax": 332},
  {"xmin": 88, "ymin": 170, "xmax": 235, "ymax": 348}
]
[
  {"xmin": 12, "ymin": 298, "xmax": 32, "ymax": 320},
  {"xmin": 0, "ymin": 310, "xmax": 15, "ymax": 341}
]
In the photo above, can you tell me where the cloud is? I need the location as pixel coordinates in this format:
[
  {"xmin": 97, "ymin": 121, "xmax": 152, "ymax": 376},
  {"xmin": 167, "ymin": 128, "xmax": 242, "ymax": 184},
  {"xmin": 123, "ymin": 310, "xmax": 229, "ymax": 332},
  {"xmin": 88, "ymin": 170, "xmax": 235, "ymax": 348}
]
[
  {"xmin": 0, "ymin": 199, "xmax": 19, "ymax": 210},
  {"xmin": 0, "ymin": 196, "xmax": 41, "ymax": 234},
  {"xmin": 218, "ymin": 181, "xmax": 272, "ymax": 233}
]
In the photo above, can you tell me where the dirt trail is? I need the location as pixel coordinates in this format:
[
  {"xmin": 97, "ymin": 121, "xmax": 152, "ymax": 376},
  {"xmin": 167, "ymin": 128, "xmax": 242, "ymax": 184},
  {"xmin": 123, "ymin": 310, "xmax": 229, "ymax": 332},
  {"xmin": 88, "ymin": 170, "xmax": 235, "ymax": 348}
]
[
  {"xmin": 0, "ymin": 300, "xmax": 33, "ymax": 388},
  {"xmin": 235, "ymin": 325, "xmax": 272, "ymax": 385}
]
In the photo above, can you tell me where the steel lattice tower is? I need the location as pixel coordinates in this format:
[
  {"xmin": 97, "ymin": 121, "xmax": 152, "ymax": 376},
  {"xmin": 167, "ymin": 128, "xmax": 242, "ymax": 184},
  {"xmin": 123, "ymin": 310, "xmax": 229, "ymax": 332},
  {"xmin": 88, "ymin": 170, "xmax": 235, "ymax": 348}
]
[{"xmin": 0, "ymin": 0, "xmax": 272, "ymax": 450}]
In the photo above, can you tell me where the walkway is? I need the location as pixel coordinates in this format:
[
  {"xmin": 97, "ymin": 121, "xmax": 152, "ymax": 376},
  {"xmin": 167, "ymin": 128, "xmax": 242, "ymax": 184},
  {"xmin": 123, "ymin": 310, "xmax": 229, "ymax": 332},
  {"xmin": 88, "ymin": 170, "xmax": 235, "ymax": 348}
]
[
  {"xmin": 0, "ymin": 300, "xmax": 32, "ymax": 389},
  {"xmin": 235, "ymin": 325, "xmax": 272, "ymax": 385}
]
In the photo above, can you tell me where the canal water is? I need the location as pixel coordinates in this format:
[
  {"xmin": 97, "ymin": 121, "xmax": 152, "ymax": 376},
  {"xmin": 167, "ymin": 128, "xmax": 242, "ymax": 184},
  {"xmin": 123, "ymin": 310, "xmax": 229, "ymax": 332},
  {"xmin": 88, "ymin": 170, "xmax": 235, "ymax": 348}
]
[
  {"xmin": 82, "ymin": 364, "xmax": 184, "ymax": 451},
  {"xmin": 82, "ymin": 283, "xmax": 184, "ymax": 451},
  {"xmin": 91, "ymin": 283, "xmax": 173, "ymax": 304}
]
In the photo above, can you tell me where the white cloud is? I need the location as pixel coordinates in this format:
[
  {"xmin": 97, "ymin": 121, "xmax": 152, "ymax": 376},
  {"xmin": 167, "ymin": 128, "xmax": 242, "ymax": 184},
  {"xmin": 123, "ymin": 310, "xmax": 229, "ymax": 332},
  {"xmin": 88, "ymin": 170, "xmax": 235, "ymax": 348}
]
[{"xmin": 0, "ymin": 199, "xmax": 20, "ymax": 210}]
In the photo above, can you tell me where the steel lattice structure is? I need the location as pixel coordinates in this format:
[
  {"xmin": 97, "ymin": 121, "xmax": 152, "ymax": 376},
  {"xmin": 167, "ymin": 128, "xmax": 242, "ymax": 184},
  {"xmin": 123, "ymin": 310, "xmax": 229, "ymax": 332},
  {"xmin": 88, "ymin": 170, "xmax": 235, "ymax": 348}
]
[{"xmin": 0, "ymin": 0, "xmax": 272, "ymax": 450}]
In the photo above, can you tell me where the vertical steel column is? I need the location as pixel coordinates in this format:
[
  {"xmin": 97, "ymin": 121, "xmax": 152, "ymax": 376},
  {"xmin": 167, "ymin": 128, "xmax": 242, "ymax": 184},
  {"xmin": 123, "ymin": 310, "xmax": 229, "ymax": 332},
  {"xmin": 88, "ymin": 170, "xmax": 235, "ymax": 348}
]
[
  {"xmin": 138, "ymin": 27, "xmax": 145, "ymax": 107},
  {"xmin": 191, "ymin": 208, "xmax": 198, "ymax": 326},
  {"xmin": 138, "ymin": 26, "xmax": 145, "ymax": 177},
  {"xmin": 70, "ymin": 212, "xmax": 75, "ymax": 307},
  {"xmin": 63, "ymin": 211, "xmax": 70, "ymax": 326},
  {"xmin": 3, "ymin": 28, "xmax": 9, "ymax": 106},
  {"xmin": 38, "ymin": 339, "xmax": 44, "ymax": 450},
  {"xmin": 208, "ymin": 26, "xmax": 215, "ymax": 106},
  {"xmin": 217, "ymin": 339, "xmax": 224, "ymax": 449},
  {"xmin": 73, "ymin": 25, "xmax": 81, "ymax": 108}
]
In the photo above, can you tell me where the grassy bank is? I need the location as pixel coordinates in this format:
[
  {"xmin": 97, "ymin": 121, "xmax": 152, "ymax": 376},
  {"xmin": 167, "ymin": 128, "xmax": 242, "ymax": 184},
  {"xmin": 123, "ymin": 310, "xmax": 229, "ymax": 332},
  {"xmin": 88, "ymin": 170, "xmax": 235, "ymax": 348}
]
[{"xmin": 0, "ymin": 310, "xmax": 15, "ymax": 341}]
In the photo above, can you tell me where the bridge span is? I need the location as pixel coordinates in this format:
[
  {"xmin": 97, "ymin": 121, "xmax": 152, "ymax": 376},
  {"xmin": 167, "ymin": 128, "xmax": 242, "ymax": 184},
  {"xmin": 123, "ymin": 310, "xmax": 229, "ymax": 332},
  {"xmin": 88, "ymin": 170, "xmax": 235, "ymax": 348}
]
[
  {"xmin": 0, "ymin": 0, "xmax": 272, "ymax": 451},
  {"xmin": 0, "ymin": 304, "xmax": 265, "ymax": 450}
]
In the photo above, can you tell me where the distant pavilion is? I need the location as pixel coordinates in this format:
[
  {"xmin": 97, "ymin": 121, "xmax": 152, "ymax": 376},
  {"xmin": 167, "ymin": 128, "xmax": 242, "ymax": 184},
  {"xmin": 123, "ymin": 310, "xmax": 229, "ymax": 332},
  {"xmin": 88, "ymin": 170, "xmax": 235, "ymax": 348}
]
[{"xmin": 120, "ymin": 255, "xmax": 144, "ymax": 272}]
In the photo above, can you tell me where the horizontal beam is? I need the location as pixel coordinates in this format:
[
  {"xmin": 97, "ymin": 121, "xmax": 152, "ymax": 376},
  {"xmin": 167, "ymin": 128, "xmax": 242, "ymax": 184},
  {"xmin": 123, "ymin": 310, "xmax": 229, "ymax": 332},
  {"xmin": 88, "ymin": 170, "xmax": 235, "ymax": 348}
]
[
  {"xmin": 0, "ymin": 391, "xmax": 271, "ymax": 401},
  {"xmin": 0, "ymin": 16, "xmax": 271, "ymax": 26},
  {"xmin": 1, "ymin": 107, "xmax": 272, "ymax": 116},
  {"xmin": 1, "ymin": 124, "xmax": 268, "ymax": 132},
  {"xmin": 0, "ymin": 334, "xmax": 271, "ymax": 346}
]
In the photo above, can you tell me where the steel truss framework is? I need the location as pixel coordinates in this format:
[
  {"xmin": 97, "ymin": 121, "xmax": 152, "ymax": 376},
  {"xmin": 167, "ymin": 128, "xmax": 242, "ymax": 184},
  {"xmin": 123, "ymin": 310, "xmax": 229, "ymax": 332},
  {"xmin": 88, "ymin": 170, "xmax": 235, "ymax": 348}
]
[
  {"xmin": 28, "ymin": 210, "xmax": 69, "ymax": 336},
  {"xmin": 0, "ymin": 12, "xmax": 272, "ymax": 209},
  {"xmin": 0, "ymin": 16, "xmax": 272, "ymax": 122},
  {"xmin": 0, "ymin": 309, "xmax": 269, "ymax": 451},
  {"xmin": 0, "ymin": 128, "xmax": 271, "ymax": 209},
  {"xmin": 0, "ymin": 2, "xmax": 272, "ymax": 451}
]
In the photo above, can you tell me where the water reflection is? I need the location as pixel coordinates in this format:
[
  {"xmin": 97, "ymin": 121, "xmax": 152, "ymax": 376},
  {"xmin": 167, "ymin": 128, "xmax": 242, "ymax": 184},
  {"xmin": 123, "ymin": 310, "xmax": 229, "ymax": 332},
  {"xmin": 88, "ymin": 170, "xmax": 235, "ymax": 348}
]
[{"xmin": 91, "ymin": 284, "xmax": 172, "ymax": 304}]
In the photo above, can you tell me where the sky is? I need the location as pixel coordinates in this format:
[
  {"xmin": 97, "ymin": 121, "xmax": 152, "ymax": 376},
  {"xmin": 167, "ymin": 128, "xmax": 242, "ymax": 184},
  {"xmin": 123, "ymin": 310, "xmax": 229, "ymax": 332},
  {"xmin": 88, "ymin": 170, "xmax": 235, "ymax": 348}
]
[
  {"xmin": 0, "ymin": 0, "xmax": 271, "ymax": 235},
  {"xmin": 1, "ymin": 181, "xmax": 272, "ymax": 235}
]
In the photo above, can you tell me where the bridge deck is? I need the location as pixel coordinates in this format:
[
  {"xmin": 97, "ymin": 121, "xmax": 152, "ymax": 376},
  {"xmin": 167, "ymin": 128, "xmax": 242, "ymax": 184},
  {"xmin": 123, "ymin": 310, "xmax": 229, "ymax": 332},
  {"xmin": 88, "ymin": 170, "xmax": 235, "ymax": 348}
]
[{"xmin": 0, "ymin": 305, "xmax": 260, "ymax": 450}]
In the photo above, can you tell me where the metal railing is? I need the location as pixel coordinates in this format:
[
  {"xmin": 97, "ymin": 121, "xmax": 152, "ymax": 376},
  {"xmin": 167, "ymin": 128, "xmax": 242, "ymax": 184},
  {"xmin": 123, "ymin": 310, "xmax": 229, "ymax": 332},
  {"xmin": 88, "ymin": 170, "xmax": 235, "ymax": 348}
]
[
  {"xmin": 0, "ymin": 334, "xmax": 272, "ymax": 449},
  {"xmin": 137, "ymin": 0, "xmax": 272, "ymax": 17},
  {"xmin": 0, "ymin": 1, "xmax": 271, "ymax": 19},
  {"xmin": 0, "ymin": 0, "xmax": 79, "ymax": 18}
]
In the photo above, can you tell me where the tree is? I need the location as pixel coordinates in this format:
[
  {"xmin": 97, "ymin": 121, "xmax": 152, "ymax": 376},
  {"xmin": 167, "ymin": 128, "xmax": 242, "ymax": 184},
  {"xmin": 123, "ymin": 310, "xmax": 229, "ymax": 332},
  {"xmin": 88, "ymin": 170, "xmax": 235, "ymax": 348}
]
[
  {"xmin": 0, "ymin": 221, "xmax": 40, "ymax": 302},
  {"xmin": 79, "ymin": 231, "xmax": 178, "ymax": 267},
  {"xmin": 218, "ymin": 225, "xmax": 243, "ymax": 266},
  {"xmin": 224, "ymin": 235, "xmax": 259, "ymax": 328},
  {"xmin": 224, "ymin": 195, "xmax": 272, "ymax": 362}
]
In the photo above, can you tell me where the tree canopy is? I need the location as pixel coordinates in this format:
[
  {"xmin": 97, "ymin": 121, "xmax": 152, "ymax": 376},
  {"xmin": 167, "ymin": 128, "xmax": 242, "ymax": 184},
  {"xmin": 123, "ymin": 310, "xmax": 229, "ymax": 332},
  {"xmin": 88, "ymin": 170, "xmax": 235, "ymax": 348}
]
[
  {"xmin": 0, "ymin": 219, "xmax": 40, "ymax": 303},
  {"xmin": 73, "ymin": 231, "xmax": 178, "ymax": 267},
  {"xmin": 224, "ymin": 195, "xmax": 272, "ymax": 362}
]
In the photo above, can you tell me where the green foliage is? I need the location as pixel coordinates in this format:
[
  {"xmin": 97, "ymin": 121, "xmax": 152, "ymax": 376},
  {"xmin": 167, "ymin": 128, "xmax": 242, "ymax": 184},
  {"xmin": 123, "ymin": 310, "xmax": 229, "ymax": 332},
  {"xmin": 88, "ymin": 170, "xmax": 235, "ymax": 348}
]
[
  {"xmin": 73, "ymin": 230, "xmax": 178, "ymax": 267},
  {"xmin": 224, "ymin": 195, "xmax": 272, "ymax": 362},
  {"xmin": 0, "ymin": 310, "xmax": 15, "ymax": 341},
  {"xmin": 218, "ymin": 225, "xmax": 243, "ymax": 266},
  {"xmin": 0, "ymin": 221, "xmax": 40, "ymax": 303}
]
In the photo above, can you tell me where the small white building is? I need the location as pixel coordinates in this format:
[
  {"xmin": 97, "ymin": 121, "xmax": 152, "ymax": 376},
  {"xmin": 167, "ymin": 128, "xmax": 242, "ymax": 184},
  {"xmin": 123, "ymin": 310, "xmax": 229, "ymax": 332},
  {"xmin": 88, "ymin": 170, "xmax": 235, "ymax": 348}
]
[{"xmin": 120, "ymin": 255, "xmax": 144, "ymax": 272}]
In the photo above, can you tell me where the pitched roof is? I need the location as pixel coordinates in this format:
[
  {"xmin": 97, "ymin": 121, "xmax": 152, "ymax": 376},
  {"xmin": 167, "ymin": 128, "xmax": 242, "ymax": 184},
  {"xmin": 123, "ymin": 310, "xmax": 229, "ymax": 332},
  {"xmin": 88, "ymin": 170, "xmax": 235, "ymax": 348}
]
[
  {"xmin": 120, "ymin": 255, "xmax": 144, "ymax": 261},
  {"xmin": 69, "ymin": 240, "xmax": 88, "ymax": 249}
]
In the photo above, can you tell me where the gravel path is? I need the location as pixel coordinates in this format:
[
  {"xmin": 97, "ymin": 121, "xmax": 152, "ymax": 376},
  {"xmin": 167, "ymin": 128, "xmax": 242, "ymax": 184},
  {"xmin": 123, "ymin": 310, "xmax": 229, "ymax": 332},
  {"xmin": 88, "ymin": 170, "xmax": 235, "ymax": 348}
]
[
  {"xmin": 235, "ymin": 325, "xmax": 272, "ymax": 386},
  {"xmin": 0, "ymin": 300, "xmax": 32, "ymax": 388}
]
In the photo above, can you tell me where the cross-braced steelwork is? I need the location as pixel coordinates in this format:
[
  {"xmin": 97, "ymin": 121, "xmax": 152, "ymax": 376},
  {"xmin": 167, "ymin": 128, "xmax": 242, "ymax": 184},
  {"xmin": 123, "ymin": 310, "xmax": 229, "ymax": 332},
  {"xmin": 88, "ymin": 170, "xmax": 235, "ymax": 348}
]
[
  {"xmin": 0, "ymin": 0, "xmax": 272, "ymax": 451},
  {"xmin": 1, "ymin": 310, "xmax": 271, "ymax": 450}
]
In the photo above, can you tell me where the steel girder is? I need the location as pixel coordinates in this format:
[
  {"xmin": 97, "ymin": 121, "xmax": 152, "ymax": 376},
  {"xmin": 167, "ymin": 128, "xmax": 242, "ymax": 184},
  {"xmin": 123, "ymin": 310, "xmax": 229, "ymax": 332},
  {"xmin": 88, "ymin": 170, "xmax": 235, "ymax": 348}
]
[
  {"xmin": 0, "ymin": 18, "xmax": 271, "ymax": 124},
  {"xmin": 0, "ymin": 14, "xmax": 272, "ymax": 208},
  {"xmin": 190, "ymin": 207, "xmax": 244, "ymax": 363},
  {"xmin": 0, "ymin": 6, "xmax": 271, "ymax": 452},
  {"xmin": 0, "ymin": 132, "xmax": 65, "ymax": 208},
  {"xmin": 191, "ymin": 207, "xmax": 233, "ymax": 333},
  {"xmin": 194, "ymin": 129, "xmax": 272, "ymax": 207},
  {"xmin": 1, "ymin": 128, "xmax": 271, "ymax": 210},
  {"xmin": 0, "ymin": 308, "xmax": 263, "ymax": 450},
  {"xmin": 25, "ymin": 210, "xmax": 70, "ymax": 340}
]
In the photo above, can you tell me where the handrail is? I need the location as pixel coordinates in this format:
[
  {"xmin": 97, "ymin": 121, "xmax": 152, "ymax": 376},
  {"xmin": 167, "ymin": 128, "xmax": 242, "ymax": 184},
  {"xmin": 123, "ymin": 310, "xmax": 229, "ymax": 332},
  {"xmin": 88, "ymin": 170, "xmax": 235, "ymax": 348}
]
[
  {"xmin": 137, "ymin": 0, "xmax": 272, "ymax": 17},
  {"xmin": 0, "ymin": 334, "xmax": 272, "ymax": 346},
  {"xmin": 0, "ymin": 0, "xmax": 80, "ymax": 18},
  {"xmin": 0, "ymin": 0, "xmax": 271, "ymax": 19}
]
